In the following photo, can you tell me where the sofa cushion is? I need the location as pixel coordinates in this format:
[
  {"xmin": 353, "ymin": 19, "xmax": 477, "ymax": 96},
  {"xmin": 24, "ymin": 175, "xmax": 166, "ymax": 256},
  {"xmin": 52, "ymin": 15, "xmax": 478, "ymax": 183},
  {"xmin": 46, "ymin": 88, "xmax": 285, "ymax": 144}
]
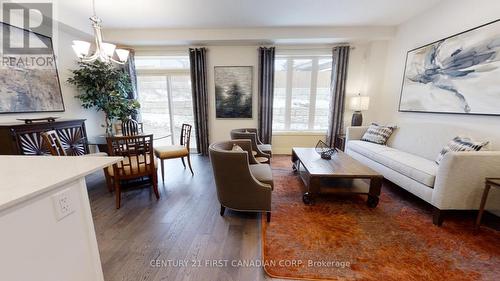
[
  {"xmin": 347, "ymin": 140, "xmax": 437, "ymax": 187},
  {"xmin": 371, "ymin": 150, "xmax": 438, "ymax": 187},
  {"xmin": 347, "ymin": 140, "xmax": 395, "ymax": 159},
  {"xmin": 249, "ymin": 164, "xmax": 273, "ymax": 189}
]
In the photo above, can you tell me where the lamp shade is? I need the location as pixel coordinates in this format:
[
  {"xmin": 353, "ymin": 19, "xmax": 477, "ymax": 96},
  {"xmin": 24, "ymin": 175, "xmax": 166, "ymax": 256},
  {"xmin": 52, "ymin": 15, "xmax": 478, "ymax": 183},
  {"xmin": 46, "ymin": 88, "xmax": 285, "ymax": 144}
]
[
  {"xmin": 101, "ymin": 43, "xmax": 117, "ymax": 57},
  {"xmin": 72, "ymin": 40, "xmax": 90, "ymax": 57},
  {"xmin": 115, "ymin": 49, "xmax": 130, "ymax": 62},
  {"xmin": 349, "ymin": 96, "xmax": 370, "ymax": 111}
]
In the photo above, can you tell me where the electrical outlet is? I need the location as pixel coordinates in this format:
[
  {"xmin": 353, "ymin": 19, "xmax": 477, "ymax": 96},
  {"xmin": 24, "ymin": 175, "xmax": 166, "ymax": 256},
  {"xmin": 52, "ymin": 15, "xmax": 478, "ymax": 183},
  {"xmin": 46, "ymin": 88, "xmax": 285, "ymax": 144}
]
[{"xmin": 52, "ymin": 189, "xmax": 75, "ymax": 221}]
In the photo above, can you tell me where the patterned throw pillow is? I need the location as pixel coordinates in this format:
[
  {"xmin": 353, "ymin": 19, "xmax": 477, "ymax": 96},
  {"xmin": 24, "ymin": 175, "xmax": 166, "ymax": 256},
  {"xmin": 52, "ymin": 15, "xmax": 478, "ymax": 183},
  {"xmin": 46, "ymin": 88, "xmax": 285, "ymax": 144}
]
[
  {"xmin": 360, "ymin": 123, "xmax": 396, "ymax": 145},
  {"xmin": 435, "ymin": 137, "xmax": 489, "ymax": 165}
]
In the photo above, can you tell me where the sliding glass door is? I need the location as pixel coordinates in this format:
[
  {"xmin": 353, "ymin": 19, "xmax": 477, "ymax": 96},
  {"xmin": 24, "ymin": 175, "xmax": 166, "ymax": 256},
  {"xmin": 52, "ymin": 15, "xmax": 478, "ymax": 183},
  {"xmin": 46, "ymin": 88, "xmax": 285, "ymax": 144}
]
[{"xmin": 135, "ymin": 56, "xmax": 196, "ymax": 150}]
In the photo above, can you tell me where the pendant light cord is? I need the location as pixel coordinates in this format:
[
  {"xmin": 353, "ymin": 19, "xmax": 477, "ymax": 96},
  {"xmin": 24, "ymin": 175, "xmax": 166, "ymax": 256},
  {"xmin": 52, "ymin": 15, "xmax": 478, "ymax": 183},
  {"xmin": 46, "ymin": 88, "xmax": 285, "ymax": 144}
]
[{"xmin": 92, "ymin": 0, "xmax": 96, "ymax": 17}]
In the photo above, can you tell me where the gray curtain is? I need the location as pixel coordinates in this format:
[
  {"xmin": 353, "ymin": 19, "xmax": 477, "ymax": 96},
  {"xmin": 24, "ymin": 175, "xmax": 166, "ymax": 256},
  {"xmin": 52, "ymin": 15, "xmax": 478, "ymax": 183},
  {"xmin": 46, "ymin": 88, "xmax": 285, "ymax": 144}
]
[
  {"xmin": 124, "ymin": 49, "xmax": 138, "ymax": 100},
  {"xmin": 122, "ymin": 49, "xmax": 140, "ymax": 120},
  {"xmin": 189, "ymin": 48, "xmax": 210, "ymax": 156},
  {"xmin": 258, "ymin": 47, "xmax": 275, "ymax": 144},
  {"xmin": 326, "ymin": 45, "xmax": 350, "ymax": 147}
]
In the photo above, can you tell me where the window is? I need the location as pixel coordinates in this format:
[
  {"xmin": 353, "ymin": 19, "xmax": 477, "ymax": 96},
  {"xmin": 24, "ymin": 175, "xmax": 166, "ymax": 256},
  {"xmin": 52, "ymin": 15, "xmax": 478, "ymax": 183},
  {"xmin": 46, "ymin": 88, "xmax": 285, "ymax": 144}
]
[
  {"xmin": 135, "ymin": 55, "xmax": 196, "ymax": 150},
  {"xmin": 273, "ymin": 54, "xmax": 332, "ymax": 132}
]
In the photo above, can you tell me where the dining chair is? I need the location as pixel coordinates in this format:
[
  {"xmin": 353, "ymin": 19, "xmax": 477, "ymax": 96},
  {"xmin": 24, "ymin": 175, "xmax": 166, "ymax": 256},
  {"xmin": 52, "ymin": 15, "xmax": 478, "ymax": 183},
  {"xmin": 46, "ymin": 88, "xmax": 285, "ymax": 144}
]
[
  {"xmin": 114, "ymin": 119, "xmax": 144, "ymax": 136},
  {"xmin": 41, "ymin": 130, "xmax": 67, "ymax": 156},
  {"xmin": 106, "ymin": 134, "xmax": 159, "ymax": 209},
  {"xmin": 42, "ymin": 130, "xmax": 111, "ymax": 194},
  {"xmin": 154, "ymin": 124, "xmax": 193, "ymax": 182}
]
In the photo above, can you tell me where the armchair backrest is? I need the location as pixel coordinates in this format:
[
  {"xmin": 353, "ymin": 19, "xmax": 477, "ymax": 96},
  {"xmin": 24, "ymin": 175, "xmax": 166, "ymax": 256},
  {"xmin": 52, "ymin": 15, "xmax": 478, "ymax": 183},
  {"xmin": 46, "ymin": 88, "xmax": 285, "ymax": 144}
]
[
  {"xmin": 230, "ymin": 128, "xmax": 261, "ymax": 148},
  {"xmin": 209, "ymin": 140, "xmax": 263, "ymax": 204}
]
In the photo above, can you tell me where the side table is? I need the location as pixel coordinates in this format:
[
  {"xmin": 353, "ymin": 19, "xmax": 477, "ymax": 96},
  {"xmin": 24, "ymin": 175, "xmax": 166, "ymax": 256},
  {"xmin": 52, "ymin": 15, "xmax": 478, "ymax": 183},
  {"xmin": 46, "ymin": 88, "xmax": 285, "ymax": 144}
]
[
  {"xmin": 474, "ymin": 178, "xmax": 500, "ymax": 233},
  {"xmin": 335, "ymin": 134, "xmax": 346, "ymax": 151}
]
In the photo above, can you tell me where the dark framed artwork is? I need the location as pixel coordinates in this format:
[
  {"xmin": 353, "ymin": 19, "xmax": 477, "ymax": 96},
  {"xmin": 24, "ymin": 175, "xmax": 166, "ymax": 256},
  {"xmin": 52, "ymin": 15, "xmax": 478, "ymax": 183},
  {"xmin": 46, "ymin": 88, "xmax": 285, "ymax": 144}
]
[
  {"xmin": 399, "ymin": 19, "xmax": 500, "ymax": 115},
  {"xmin": 215, "ymin": 66, "xmax": 252, "ymax": 118},
  {"xmin": 0, "ymin": 22, "xmax": 65, "ymax": 114}
]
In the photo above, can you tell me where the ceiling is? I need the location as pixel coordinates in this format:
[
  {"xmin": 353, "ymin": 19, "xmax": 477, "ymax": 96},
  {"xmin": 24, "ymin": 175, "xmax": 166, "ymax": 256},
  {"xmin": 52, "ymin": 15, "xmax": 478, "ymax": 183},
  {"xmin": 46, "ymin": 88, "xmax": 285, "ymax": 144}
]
[{"xmin": 55, "ymin": 0, "xmax": 442, "ymax": 31}]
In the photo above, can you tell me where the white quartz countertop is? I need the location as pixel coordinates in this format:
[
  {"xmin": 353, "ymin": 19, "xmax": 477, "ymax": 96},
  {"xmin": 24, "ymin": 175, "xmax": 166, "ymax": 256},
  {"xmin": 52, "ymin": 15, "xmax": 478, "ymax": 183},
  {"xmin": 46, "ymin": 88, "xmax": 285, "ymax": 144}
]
[{"xmin": 0, "ymin": 156, "xmax": 121, "ymax": 212}]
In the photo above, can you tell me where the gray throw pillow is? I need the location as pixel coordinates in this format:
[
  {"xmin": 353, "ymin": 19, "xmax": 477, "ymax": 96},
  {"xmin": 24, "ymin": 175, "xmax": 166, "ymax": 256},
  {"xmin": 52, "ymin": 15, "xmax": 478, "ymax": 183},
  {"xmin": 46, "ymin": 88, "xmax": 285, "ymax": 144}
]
[
  {"xmin": 435, "ymin": 136, "xmax": 489, "ymax": 165},
  {"xmin": 360, "ymin": 123, "xmax": 396, "ymax": 145}
]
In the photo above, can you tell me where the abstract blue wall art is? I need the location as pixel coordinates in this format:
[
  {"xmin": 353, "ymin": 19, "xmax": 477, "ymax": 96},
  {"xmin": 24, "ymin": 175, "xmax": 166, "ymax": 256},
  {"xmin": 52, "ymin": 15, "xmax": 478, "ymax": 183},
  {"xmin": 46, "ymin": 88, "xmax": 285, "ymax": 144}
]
[{"xmin": 399, "ymin": 19, "xmax": 500, "ymax": 115}]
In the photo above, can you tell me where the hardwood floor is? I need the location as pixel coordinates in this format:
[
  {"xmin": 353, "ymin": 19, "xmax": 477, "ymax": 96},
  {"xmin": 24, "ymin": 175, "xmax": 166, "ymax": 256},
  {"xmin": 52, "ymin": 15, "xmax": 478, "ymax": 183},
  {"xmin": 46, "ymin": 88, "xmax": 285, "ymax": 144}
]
[{"xmin": 87, "ymin": 155, "xmax": 282, "ymax": 281}]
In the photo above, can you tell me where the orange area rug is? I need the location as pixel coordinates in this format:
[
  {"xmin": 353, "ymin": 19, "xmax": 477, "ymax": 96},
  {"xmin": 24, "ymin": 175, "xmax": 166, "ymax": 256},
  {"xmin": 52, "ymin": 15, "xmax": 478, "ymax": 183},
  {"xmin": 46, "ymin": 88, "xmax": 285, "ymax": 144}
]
[{"xmin": 262, "ymin": 156, "xmax": 500, "ymax": 281}]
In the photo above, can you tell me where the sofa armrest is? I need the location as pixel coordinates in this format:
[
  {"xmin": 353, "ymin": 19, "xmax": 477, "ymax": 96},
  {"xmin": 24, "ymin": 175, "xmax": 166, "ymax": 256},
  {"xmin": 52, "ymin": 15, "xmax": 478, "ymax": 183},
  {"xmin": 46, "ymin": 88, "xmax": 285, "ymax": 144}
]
[
  {"xmin": 432, "ymin": 151, "xmax": 500, "ymax": 211},
  {"xmin": 346, "ymin": 126, "xmax": 369, "ymax": 142}
]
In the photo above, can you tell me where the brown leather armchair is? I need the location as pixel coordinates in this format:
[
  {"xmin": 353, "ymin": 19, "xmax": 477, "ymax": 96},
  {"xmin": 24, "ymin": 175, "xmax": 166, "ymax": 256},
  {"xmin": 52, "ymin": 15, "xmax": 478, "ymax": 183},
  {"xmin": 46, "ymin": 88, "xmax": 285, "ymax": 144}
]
[
  {"xmin": 209, "ymin": 140, "xmax": 273, "ymax": 222},
  {"xmin": 230, "ymin": 128, "xmax": 272, "ymax": 163}
]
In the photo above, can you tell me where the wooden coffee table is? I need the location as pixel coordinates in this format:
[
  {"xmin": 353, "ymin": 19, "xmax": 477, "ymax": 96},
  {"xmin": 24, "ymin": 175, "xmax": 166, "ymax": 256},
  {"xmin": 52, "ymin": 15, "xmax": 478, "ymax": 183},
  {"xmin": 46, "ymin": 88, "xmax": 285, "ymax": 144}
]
[{"xmin": 291, "ymin": 147, "xmax": 383, "ymax": 207}]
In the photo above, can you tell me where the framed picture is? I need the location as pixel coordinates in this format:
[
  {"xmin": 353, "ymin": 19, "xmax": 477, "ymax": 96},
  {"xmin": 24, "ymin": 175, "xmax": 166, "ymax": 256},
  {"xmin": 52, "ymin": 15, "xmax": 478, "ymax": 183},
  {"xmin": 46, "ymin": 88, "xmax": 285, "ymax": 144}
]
[
  {"xmin": 215, "ymin": 66, "xmax": 252, "ymax": 118},
  {"xmin": 399, "ymin": 19, "xmax": 500, "ymax": 115},
  {"xmin": 0, "ymin": 22, "xmax": 64, "ymax": 114}
]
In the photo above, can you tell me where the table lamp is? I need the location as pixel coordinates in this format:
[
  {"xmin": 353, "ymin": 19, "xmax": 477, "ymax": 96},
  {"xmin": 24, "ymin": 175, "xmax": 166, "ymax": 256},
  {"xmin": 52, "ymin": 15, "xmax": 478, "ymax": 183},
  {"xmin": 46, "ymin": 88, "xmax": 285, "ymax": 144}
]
[{"xmin": 349, "ymin": 94, "xmax": 370, "ymax": 126}]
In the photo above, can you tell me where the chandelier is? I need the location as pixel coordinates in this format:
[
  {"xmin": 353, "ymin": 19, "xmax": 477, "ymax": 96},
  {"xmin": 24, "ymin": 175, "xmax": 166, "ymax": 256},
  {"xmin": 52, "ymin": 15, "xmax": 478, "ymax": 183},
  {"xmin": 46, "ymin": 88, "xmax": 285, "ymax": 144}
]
[{"xmin": 72, "ymin": 0, "xmax": 129, "ymax": 64}]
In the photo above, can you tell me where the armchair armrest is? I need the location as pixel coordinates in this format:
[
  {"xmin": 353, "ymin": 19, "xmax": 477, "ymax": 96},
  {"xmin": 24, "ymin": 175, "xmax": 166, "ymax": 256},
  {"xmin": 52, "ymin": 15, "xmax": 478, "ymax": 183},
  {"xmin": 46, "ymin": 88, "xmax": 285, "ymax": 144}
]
[
  {"xmin": 432, "ymin": 151, "xmax": 500, "ymax": 211},
  {"xmin": 346, "ymin": 126, "xmax": 369, "ymax": 142}
]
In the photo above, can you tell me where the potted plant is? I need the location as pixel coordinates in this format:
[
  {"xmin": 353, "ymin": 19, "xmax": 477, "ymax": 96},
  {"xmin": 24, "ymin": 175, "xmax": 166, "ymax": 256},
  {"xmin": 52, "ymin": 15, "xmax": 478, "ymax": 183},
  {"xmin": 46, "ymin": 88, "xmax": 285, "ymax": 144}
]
[{"xmin": 68, "ymin": 60, "xmax": 140, "ymax": 135}]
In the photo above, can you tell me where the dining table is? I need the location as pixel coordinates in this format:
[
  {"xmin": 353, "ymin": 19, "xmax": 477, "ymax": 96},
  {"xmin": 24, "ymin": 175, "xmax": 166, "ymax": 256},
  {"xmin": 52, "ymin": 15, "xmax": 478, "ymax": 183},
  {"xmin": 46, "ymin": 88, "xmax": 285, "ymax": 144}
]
[{"xmin": 88, "ymin": 133, "xmax": 171, "ymax": 154}]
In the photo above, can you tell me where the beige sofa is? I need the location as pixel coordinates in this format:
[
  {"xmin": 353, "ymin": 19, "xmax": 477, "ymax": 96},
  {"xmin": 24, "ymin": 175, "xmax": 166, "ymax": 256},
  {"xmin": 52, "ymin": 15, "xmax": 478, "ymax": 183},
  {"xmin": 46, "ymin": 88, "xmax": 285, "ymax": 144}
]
[{"xmin": 345, "ymin": 123, "xmax": 500, "ymax": 225}]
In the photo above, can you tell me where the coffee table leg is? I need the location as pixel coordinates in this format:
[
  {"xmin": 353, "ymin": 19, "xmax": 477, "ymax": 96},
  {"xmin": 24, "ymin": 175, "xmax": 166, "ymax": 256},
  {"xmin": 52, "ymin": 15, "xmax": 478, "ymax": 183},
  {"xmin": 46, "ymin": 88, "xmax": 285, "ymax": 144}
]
[
  {"xmin": 474, "ymin": 183, "xmax": 491, "ymax": 233},
  {"xmin": 303, "ymin": 177, "xmax": 320, "ymax": 205},
  {"xmin": 367, "ymin": 177, "xmax": 382, "ymax": 208}
]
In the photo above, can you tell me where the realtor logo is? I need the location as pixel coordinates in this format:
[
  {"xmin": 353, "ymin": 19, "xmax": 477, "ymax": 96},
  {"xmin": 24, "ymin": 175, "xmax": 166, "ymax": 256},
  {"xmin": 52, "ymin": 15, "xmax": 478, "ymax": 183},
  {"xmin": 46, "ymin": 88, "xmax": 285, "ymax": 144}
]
[{"xmin": 2, "ymin": 2, "xmax": 53, "ymax": 54}]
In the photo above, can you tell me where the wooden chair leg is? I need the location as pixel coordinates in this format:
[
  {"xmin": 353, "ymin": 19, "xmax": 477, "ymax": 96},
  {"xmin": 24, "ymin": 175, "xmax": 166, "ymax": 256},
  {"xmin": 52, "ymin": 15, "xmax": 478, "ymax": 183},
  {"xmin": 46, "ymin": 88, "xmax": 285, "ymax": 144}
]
[
  {"xmin": 105, "ymin": 174, "xmax": 113, "ymax": 193},
  {"xmin": 115, "ymin": 181, "xmax": 121, "ymax": 209},
  {"xmin": 220, "ymin": 205, "xmax": 225, "ymax": 216},
  {"xmin": 181, "ymin": 157, "xmax": 186, "ymax": 168},
  {"xmin": 160, "ymin": 159, "xmax": 165, "ymax": 182},
  {"xmin": 152, "ymin": 170, "xmax": 160, "ymax": 200},
  {"xmin": 187, "ymin": 154, "xmax": 194, "ymax": 175}
]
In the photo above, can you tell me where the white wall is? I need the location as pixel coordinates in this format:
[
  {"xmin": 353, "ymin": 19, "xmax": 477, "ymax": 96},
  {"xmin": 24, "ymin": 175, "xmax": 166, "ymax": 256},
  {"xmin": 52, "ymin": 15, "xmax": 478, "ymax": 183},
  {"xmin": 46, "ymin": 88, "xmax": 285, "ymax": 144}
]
[
  {"xmin": 0, "ymin": 26, "xmax": 105, "ymax": 139},
  {"xmin": 206, "ymin": 46, "xmax": 259, "ymax": 142},
  {"xmin": 377, "ymin": 0, "xmax": 500, "ymax": 141}
]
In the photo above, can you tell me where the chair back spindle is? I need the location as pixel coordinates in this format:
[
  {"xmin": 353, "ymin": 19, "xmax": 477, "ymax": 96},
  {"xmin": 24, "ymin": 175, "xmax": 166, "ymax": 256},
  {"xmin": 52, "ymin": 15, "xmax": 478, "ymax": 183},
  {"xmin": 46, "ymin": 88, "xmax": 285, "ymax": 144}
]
[
  {"xmin": 120, "ymin": 119, "xmax": 143, "ymax": 136},
  {"xmin": 180, "ymin": 124, "xmax": 192, "ymax": 149},
  {"xmin": 107, "ymin": 134, "xmax": 155, "ymax": 177}
]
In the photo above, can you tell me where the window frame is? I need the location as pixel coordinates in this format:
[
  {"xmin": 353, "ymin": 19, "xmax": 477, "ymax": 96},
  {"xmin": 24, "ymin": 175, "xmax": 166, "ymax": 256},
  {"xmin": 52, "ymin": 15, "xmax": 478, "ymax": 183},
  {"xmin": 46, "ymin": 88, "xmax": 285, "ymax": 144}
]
[{"xmin": 273, "ymin": 54, "xmax": 332, "ymax": 133}]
